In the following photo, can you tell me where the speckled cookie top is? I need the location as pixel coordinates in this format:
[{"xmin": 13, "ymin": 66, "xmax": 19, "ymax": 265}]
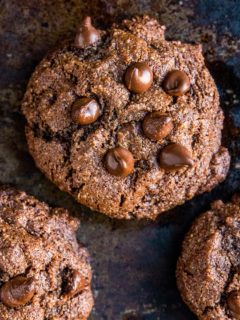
[
  {"xmin": 22, "ymin": 15, "xmax": 230, "ymax": 220},
  {"xmin": 177, "ymin": 195, "xmax": 240, "ymax": 319},
  {"xmin": 0, "ymin": 186, "xmax": 93, "ymax": 320}
]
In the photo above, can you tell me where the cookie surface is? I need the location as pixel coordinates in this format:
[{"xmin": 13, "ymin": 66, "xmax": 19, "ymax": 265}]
[
  {"xmin": 22, "ymin": 15, "xmax": 230, "ymax": 220},
  {"xmin": 0, "ymin": 186, "xmax": 93, "ymax": 320},
  {"xmin": 177, "ymin": 196, "xmax": 240, "ymax": 319}
]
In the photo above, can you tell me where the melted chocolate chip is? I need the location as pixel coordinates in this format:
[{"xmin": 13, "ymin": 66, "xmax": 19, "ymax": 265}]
[
  {"xmin": 74, "ymin": 16, "xmax": 101, "ymax": 48},
  {"xmin": 142, "ymin": 112, "xmax": 173, "ymax": 141},
  {"xmin": 159, "ymin": 143, "xmax": 193, "ymax": 170},
  {"xmin": 124, "ymin": 62, "xmax": 153, "ymax": 94},
  {"xmin": 63, "ymin": 269, "xmax": 88, "ymax": 299},
  {"xmin": 0, "ymin": 276, "xmax": 35, "ymax": 308},
  {"xmin": 162, "ymin": 70, "xmax": 190, "ymax": 96},
  {"xmin": 71, "ymin": 97, "xmax": 100, "ymax": 125},
  {"xmin": 105, "ymin": 147, "xmax": 134, "ymax": 177},
  {"xmin": 227, "ymin": 291, "xmax": 240, "ymax": 319}
]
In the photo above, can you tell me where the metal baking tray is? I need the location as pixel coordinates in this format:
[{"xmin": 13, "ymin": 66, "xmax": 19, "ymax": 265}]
[{"xmin": 1, "ymin": 0, "xmax": 239, "ymax": 319}]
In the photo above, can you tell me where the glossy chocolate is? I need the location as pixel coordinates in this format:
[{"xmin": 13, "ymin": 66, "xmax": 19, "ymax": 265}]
[
  {"xmin": 124, "ymin": 62, "xmax": 153, "ymax": 94},
  {"xmin": 105, "ymin": 147, "xmax": 134, "ymax": 177},
  {"xmin": 159, "ymin": 143, "xmax": 193, "ymax": 170},
  {"xmin": 71, "ymin": 97, "xmax": 100, "ymax": 125},
  {"xmin": 63, "ymin": 269, "xmax": 88, "ymax": 298},
  {"xmin": 0, "ymin": 276, "xmax": 35, "ymax": 308},
  {"xmin": 143, "ymin": 112, "xmax": 173, "ymax": 141},
  {"xmin": 162, "ymin": 70, "xmax": 190, "ymax": 96},
  {"xmin": 74, "ymin": 16, "xmax": 101, "ymax": 48}
]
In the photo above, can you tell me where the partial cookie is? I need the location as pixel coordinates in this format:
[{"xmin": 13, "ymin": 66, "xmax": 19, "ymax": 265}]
[
  {"xmin": 177, "ymin": 196, "xmax": 240, "ymax": 319},
  {"xmin": 0, "ymin": 186, "xmax": 93, "ymax": 320},
  {"xmin": 22, "ymin": 15, "xmax": 230, "ymax": 220}
]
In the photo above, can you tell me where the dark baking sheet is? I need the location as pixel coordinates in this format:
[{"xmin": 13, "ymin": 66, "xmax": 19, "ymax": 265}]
[{"xmin": 0, "ymin": 0, "xmax": 240, "ymax": 319}]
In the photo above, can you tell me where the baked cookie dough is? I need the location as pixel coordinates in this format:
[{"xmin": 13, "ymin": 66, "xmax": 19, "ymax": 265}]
[
  {"xmin": 0, "ymin": 186, "xmax": 93, "ymax": 320},
  {"xmin": 177, "ymin": 195, "xmax": 240, "ymax": 319},
  {"xmin": 22, "ymin": 15, "xmax": 230, "ymax": 219}
]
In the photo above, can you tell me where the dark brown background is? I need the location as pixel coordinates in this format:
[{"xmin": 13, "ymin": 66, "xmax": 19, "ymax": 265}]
[{"xmin": 0, "ymin": 0, "xmax": 240, "ymax": 319}]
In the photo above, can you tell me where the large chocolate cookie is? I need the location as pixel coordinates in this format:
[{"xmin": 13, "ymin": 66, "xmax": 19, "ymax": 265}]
[
  {"xmin": 177, "ymin": 196, "xmax": 240, "ymax": 319},
  {"xmin": 0, "ymin": 186, "xmax": 93, "ymax": 320},
  {"xmin": 22, "ymin": 15, "xmax": 230, "ymax": 220}
]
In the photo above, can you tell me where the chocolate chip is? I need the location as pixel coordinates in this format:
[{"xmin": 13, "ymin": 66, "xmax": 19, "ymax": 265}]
[
  {"xmin": 124, "ymin": 62, "xmax": 153, "ymax": 94},
  {"xmin": 105, "ymin": 147, "xmax": 134, "ymax": 177},
  {"xmin": 0, "ymin": 276, "xmax": 35, "ymax": 308},
  {"xmin": 162, "ymin": 70, "xmax": 190, "ymax": 96},
  {"xmin": 62, "ymin": 269, "xmax": 88, "ymax": 299},
  {"xmin": 159, "ymin": 143, "xmax": 193, "ymax": 170},
  {"xmin": 142, "ymin": 112, "xmax": 173, "ymax": 141},
  {"xmin": 71, "ymin": 97, "xmax": 100, "ymax": 125},
  {"xmin": 227, "ymin": 291, "xmax": 240, "ymax": 319},
  {"xmin": 74, "ymin": 16, "xmax": 101, "ymax": 48}
]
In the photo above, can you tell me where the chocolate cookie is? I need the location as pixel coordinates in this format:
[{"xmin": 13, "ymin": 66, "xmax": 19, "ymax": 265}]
[
  {"xmin": 22, "ymin": 15, "xmax": 230, "ymax": 220},
  {"xmin": 177, "ymin": 196, "xmax": 240, "ymax": 319},
  {"xmin": 0, "ymin": 186, "xmax": 93, "ymax": 320}
]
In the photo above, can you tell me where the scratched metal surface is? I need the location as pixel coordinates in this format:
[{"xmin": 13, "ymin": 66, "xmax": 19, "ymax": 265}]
[{"xmin": 0, "ymin": 0, "xmax": 240, "ymax": 319}]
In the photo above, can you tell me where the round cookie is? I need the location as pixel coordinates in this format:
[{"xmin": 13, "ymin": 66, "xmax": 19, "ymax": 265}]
[
  {"xmin": 0, "ymin": 186, "xmax": 93, "ymax": 320},
  {"xmin": 22, "ymin": 15, "xmax": 230, "ymax": 220},
  {"xmin": 177, "ymin": 196, "xmax": 240, "ymax": 319}
]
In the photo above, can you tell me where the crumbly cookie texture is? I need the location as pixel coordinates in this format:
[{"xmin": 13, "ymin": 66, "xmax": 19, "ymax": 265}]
[
  {"xmin": 177, "ymin": 195, "xmax": 240, "ymax": 320},
  {"xmin": 22, "ymin": 15, "xmax": 230, "ymax": 220},
  {"xmin": 0, "ymin": 186, "xmax": 93, "ymax": 320}
]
